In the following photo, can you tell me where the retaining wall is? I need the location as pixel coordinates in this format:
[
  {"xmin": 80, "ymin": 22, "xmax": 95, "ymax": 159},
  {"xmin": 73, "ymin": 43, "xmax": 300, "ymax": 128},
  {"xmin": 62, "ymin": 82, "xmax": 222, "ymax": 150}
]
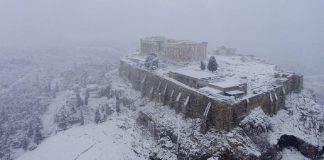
[{"xmin": 120, "ymin": 59, "xmax": 303, "ymax": 131}]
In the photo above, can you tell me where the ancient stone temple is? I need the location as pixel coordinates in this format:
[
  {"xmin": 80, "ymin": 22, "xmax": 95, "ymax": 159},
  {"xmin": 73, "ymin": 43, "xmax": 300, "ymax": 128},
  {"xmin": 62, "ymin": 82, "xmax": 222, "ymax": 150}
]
[
  {"xmin": 140, "ymin": 36, "xmax": 207, "ymax": 61},
  {"xmin": 214, "ymin": 46, "xmax": 236, "ymax": 56}
]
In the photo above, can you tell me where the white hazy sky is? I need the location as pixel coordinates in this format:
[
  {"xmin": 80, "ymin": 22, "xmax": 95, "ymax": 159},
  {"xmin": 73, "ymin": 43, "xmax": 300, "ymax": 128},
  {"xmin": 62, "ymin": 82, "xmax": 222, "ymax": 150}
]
[{"xmin": 0, "ymin": 0, "xmax": 323, "ymax": 74}]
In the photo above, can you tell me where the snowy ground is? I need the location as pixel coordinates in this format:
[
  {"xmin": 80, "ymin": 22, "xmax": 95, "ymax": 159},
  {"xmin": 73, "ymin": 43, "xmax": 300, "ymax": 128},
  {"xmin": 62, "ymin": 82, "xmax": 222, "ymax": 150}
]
[
  {"xmin": 177, "ymin": 55, "xmax": 279, "ymax": 95},
  {"xmin": 281, "ymin": 148, "xmax": 310, "ymax": 160},
  {"xmin": 18, "ymin": 111, "xmax": 154, "ymax": 160}
]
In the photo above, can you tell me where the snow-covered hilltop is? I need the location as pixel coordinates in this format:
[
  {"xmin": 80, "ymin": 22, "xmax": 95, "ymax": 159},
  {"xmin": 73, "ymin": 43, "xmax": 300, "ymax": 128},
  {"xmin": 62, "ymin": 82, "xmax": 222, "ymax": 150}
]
[
  {"xmin": 3, "ymin": 39, "xmax": 323, "ymax": 160},
  {"xmin": 120, "ymin": 37, "xmax": 303, "ymax": 133},
  {"xmin": 116, "ymin": 37, "xmax": 322, "ymax": 159}
]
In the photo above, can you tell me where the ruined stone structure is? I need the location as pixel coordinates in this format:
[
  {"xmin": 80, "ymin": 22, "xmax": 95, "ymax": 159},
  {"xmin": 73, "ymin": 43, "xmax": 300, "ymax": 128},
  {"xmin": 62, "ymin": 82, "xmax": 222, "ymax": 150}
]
[
  {"xmin": 140, "ymin": 36, "xmax": 165, "ymax": 55},
  {"xmin": 214, "ymin": 46, "xmax": 236, "ymax": 56},
  {"xmin": 119, "ymin": 58, "xmax": 303, "ymax": 132},
  {"xmin": 140, "ymin": 36, "xmax": 208, "ymax": 61}
]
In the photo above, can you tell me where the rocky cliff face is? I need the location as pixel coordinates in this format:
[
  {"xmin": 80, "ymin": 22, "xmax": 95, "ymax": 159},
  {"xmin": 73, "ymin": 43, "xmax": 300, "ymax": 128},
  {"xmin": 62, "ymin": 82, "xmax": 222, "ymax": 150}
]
[
  {"xmin": 278, "ymin": 134, "xmax": 323, "ymax": 159},
  {"xmin": 139, "ymin": 91, "xmax": 323, "ymax": 160}
]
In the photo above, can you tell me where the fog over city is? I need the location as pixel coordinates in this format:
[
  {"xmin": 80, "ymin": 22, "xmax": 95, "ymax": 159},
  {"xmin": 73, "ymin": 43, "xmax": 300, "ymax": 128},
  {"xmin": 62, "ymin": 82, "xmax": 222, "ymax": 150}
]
[
  {"xmin": 0, "ymin": 1, "xmax": 323, "ymax": 160},
  {"xmin": 1, "ymin": 0, "xmax": 323, "ymax": 67},
  {"xmin": 2, "ymin": 0, "xmax": 323, "ymax": 96}
]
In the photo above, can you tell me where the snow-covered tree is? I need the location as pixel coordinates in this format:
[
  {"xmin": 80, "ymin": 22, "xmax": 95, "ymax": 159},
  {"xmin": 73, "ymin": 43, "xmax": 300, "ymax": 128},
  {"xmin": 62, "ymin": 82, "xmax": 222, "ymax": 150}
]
[
  {"xmin": 70, "ymin": 106, "xmax": 76, "ymax": 114},
  {"xmin": 81, "ymin": 71, "xmax": 88, "ymax": 87},
  {"xmin": 76, "ymin": 92, "xmax": 83, "ymax": 108},
  {"xmin": 105, "ymin": 85, "xmax": 112, "ymax": 98},
  {"xmin": 33, "ymin": 126, "xmax": 42, "ymax": 145},
  {"xmin": 84, "ymin": 90, "xmax": 90, "ymax": 105},
  {"xmin": 116, "ymin": 95, "xmax": 121, "ymax": 115},
  {"xmin": 200, "ymin": 61, "xmax": 206, "ymax": 70},
  {"xmin": 55, "ymin": 83, "xmax": 59, "ymax": 93},
  {"xmin": 100, "ymin": 105, "xmax": 105, "ymax": 113},
  {"xmin": 55, "ymin": 106, "xmax": 68, "ymax": 130},
  {"xmin": 144, "ymin": 53, "xmax": 159, "ymax": 70},
  {"xmin": 94, "ymin": 109, "xmax": 101, "ymax": 124},
  {"xmin": 207, "ymin": 56, "xmax": 218, "ymax": 72},
  {"xmin": 27, "ymin": 124, "xmax": 33, "ymax": 138},
  {"xmin": 21, "ymin": 138, "xmax": 29, "ymax": 150},
  {"xmin": 80, "ymin": 111, "xmax": 84, "ymax": 125},
  {"xmin": 105, "ymin": 103, "xmax": 113, "ymax": 116}
]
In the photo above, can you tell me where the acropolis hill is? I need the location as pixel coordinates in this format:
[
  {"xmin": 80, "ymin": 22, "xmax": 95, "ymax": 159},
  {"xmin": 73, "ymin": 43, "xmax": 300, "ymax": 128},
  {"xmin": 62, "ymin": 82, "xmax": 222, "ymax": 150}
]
[{"xmin": 119, "ymin": 36, "xmax": 304, "ymax": 133}]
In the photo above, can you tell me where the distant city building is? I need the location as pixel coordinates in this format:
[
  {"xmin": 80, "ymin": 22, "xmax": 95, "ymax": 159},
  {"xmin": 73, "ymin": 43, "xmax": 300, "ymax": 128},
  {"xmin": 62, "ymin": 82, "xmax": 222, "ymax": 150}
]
[
  {"xmin": 214, "ymin": 46, "xmax": 236, "ymax": 56},
  {"xmin": 140, "ymin": 36, "xmax": 208, "ymax": 61}
]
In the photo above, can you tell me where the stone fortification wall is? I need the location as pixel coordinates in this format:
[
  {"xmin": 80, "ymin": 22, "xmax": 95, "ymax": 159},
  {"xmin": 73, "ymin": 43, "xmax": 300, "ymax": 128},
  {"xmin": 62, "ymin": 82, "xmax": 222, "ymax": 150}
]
[
  {"xmin": 119, "ymin": 59, "xmax": 303, "ymax": 132},
  {"xmin": 231, "ymin": 74, "xmax": 303, "ymax": 126},
  {"xmin": 120, "ymin": 60, "xmax": 233, "ymax": 131}
]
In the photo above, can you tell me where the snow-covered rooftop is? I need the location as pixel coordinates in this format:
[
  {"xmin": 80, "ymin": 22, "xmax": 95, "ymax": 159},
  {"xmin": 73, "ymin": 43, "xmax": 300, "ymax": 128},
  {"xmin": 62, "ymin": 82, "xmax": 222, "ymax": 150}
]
[
  {"xmin": 198, "ymin": 86, "xmax": 223, "ymax": 95},
  {"xmin": 225, "ymin": 90, "xmax": 245, "ymax": 95},
  {"xmin": 209, "ymin": 80, "xmax": 242, "ymax": 88},
  {"xmin": 171, "ymin": 68, "xmax": 216, "ymax": 80}
]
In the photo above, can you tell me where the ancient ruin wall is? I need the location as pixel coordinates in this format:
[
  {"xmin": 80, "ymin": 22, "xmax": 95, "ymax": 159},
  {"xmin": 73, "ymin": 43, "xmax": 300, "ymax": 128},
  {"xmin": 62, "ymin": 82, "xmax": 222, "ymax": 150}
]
[
  {"xmin": 140, "ymin": 37, "xmax": 207, "ymax": 61},
  {"xmin": 119, "ymin": 59, "xmax": 303, "ymax": 131},
  {"xmin": 120, "ymin": 60, "xmax": 233, "ymax": 131},
  {"xmin": 163, "ymin": 42, "xmax": 208, "ymax": 61},
  {"xmin": 231, "ymin": 74, "xmax": 303, "ymax": 126}
]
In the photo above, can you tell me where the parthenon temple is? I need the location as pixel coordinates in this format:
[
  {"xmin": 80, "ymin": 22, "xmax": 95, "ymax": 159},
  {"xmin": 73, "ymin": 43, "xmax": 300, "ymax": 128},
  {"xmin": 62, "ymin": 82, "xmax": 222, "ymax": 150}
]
[{"xmin": 140, "ymin": 36, "xmax": 208, "ymax": 61}]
